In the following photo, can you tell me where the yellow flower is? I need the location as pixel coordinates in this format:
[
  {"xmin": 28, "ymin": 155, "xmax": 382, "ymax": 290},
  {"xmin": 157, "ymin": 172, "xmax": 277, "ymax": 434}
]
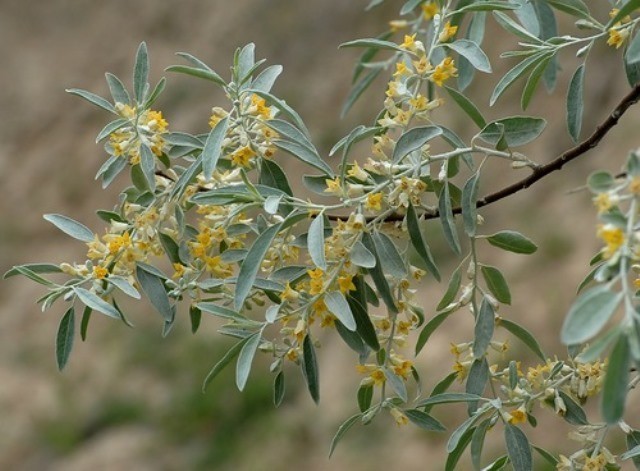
[
  {"xmin": 356, "ymin": 364, "xmax": 386, "ymax": 385},
  {"xmin": 409, "ymin": 94, "xmax": 428, "ymax": 111},
  {"xmin": 106, "ymin": 232, "xmax": 132, "ymax": 255},
  {"xmin": 209, "ymin": 107, "xmax": 228, "ymax": 128},
  {"xmin": 593, "ymin": 193, "xmax": 612, "ymax": 213},
  {"xmin": 430, "ymin": 57, "xmax": 458, "ymax": 86},
  {"xmin": 507, "ymin": 406, "xmax": 527, "ymax": 425},
  {"xmin": 597, "ymin": 224, "xmax": 625, "ymax": 258},
  {"xmin": 337, "ymin": 274, "xmax": 356, "ymax": 293},
  {"xmin": 365, "ymin": 192, "xmax": 383, "ymax": 211},
  {"xmin": 393, "ymin": 61, "xmax": 411, "ymax": 77},
  {"xmin": 324, "ymin": 177, "xmax": 342, "ymax": 195},
  {"xmin": 607, "ymin": 26, "xmax": 630, "ymax": 49},
  {"xmin": 172, "ymin": 263, "xmax": 186, "ymax": 279},
  {"xmin": 412, "ymin": 55, "xmax": 432, "ymax": 75},
  {"xmin": 250, "ymin": 94, "xmax": 272, "ymax": 119},
  {"xmin": 400, "ymin": 34, "xmax": 416, "ymax": 50},
  {"xmin": 203, "ymin": 255, "xmax": 232, "ymax": 278},
  {"xmin": 92, "ymin": 265, "xmax": 109, "ymax": 279},
  {"xmin": 438, "ymin": 22, "xmax": 458, "ymax": 43},
  {"xmin": 421, "ymin": 2, "xmax": 438, "ymax": 20},
  {"xmin": 307, "ymin": 268, "xmax": 325, "ymax": 295},
  {"xmin": 390, "ymin": 407, "xmax": 409, "ymax": 426},
  {"xmin": 280, "ymin": 282, "xmax": 299, "ymax": 302},
  {"xmin": 231, "ymin": 146, "xmax": 256, "ymax": 167},
  {"xmin": 347, "ymin": 161, "xmax": 369, "ymax": 181}
]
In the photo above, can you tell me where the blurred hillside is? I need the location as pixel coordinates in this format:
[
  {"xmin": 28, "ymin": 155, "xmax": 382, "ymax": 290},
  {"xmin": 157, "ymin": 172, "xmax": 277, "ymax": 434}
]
[{"xmin": 1, "ymin": 1, "xmax": 639, "ymax": 470}]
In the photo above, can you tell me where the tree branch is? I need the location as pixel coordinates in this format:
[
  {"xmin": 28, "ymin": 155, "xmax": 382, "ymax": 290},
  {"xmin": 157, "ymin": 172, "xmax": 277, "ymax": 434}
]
[{"xmin": 424, "ymin": 83, "xmax": 640, "ymax": 220}]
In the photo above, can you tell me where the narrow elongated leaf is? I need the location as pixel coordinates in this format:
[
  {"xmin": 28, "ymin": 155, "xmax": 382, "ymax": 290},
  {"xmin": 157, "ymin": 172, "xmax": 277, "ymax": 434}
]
[
  {"xmin": 361, "ymin": 233, "xmax": 397, "ymax": 313},
  {"xmin": 457, "ymin": 2, "xmax": 518, "ymax": 12},
  {"xmin": 66, "ymin": 88, "xmax": 116, "ymax": 113},
  {"xmin": 133, "ymin": 42, "xmax": 149, "ymax": 102},
  {"xmin": 505, "ymin": 424, "xmax": 532, "ymax": 471},
  {"xmin": 341, "ymin": 68, "xmax": 382, "ymax": 118},
  {"xmin": 438, "ymin": 265, "xmax": 462, "ymax": 311},
  {"xmin": 462, "ymin": 173, "xmax": 480, "ymax": 237},
  {"xmin": 493, "ymin": 10, "xmax": 542, "ymax": 42},
  {"xmin": 567, "ymin": 64, "xmax": 585, "ymax": 142},
  {"xmin": 329, "ymin": 413, "xmax": 361, "ymax": 457},
  {"xmin": 417, "ymin": 392, "xmax": 482, "ymax": 408},
  {"xmin": 561, "ymin": 285, "xmax": 622, "ymax": 345},
  {"xmin": 444, "ymin": 40, "xmax": 491, "ymax": 73},
  {"xmin": 521, "ymin": 56, "xmax": 551, "ymax": 110},
  {"xmin": 235, "ymin": 223, "xmax": 282, "ymax": 310},
  {"xmin": 73, "ymin": 287, "xmax": 120, "ymax": 319},
  {"xmin": 628, "ymin": 31, "xmax": 640, "ymax": 65},
  {"xmin": 384, "ymin": 368, "xmax": 408, "ymax": 402},
  {"xmin": 348, "ymin": 284, "xmax": 381, "ymax": 351},
  {"xmin": 236, "ymin": 331, "xmax": 262, "ymax": 391},
  {"xmin": 557, "ymin": 390, "xmax": 588, "ymax": 425},
  {"xmin": 473, "ymin": 299, "xmax": 495, "ymax": 358},
  {"xmin": 607, "ymin": 0, "xmax": 640, "ymax": 28},
  {"xmin": 136, "ymin": 264, "xmax": 174, "ymax": 322},
  {"xmin": 490, "ymin": 53, "xmax": 550, "ymax": 106},
  {"xmin": 43, "ymin": 214, "xmax": 94, "ymax": 242},
  {"xmin": 339, "ymin": 38, "xmax": 406, "ymax": 52},
  {"xmin": 273, "ymin": 370, "xmax": 286, "ymax": 407},
  {"xmin": 602, "ymin": 334, "xmax": 630, "ymax": 424},
  {"xmin": 139, "ymin": 144, "xmax": 156, "ymax": 191},
  {"xmin": 56, "ymin": 307, "xmax": 75, "ymax": 371},
  {"xmin": 466, "ymin": 359, "xmax": 489, "ymax": 416},
  {"xmin": 165, "ymin": 65, "xmax": 226, "ymax": 86},
  {"xmin": 392, "ymin": 126, "xmax": 443, "ymax": 163},
  {"xmin": 438, "ymin": 184, "xmax": 461, "ymax": 254},
  {"xmin": 96, "ymin": 118, "xmax": 129, "ymax": 143},
  {"xmin": 481, "ymin": 265, "xmax": 511, "ymax": 304},
  {"xmin": 446, "ymin": 425, "xmax": 476, "ymax": 471},
  {"xmin": 546, "ymin": 0, "xmax": 590, "ymax": 19},
  {"xmin": 350, "ymin": 240, "xmax": 376, "ymax": 268},
  {"xmin": 308, "ymin": 214, "xmax": 327, "ymax": 271},
  {"xmin": 107, "ymin": 276, "xmax": 141, "ymax": 299},
  {"xmin": 471, "ymin": 418, "xmax": 491, "ymax": 469},
  {"xmin": 252, "ymin": 64, "xmax": 283, "ymax": 92},
  {"xmin": 4, "ymin": 263, "xmax": 62, "ymax": 279},
  {"xmin": 202, "ymin": 117, "xmax": 229, "ymax": 180},
  {"xmin": 302, "ymin": 333, "xmax": 320, "ymax": 403},
  {"xmin": 447, "ymin": 414, "xmax": 479, "ymax": 454},
  {"xmin": 498, "ymin": 318, "xmax": 545, "ymax": 361},
  {"xmin": 275, "ymin": 139, "xmax": 333, "ymax": 176},
  {"xmin": 144, "ymin": 77, "xmax": 166, "ymax": 108},
  {"xmin": 372, "ymin": 231, "xmax": 407, "ymax": 279},
  {"xmin": 444, "ymin": 87, "xmax": 486, "ymax": 129},
  {"xmin": 478, "ymin": 117, "xmax": 546, "ymax": 148},
  {"xmin": 202, "ymin": 336, "xmax": 250, "ymax": 392},
  {"xmin": 486, "ymin": 230, "xmax": 537, "ymax": 254},
  {"xmin": 260, "ymin": 159, "xmax": 293, "ymax": 196},
  {"xmin": 416, "ymin": 311, "xmax": 452, "ymax": 355},
  {"xmin": 248, "ymin": 89, "xmax": 311, "ymax": 138},
  {"xmin": 105, "ymin": 73, "xmax": 130, "ymax": 104},
  {"xmin": 325, "ymin": 291, "xmax": 356, "ymax": 331},
  {"xmin": 405, "ymin": 409, "xmax": 446, "ymax": 431},
  {"xmin": 406, "ymin": 203, "xmax": 440, "ymax": 280},
  {"xmin": 576, "ymin": 326, "xmax": 621, "ymax": 363}
]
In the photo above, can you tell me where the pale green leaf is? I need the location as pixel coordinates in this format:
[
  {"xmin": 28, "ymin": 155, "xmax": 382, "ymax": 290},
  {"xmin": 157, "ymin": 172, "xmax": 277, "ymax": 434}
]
[
  {"xmin": 325, "ymin": 291, "xmax": 356, "ymax": 331},
  {"xmin": 308, "ymin": 213, "xmax": 327, "ymax": 271},
  {"xmin": 481, "ymin": 265, "xmax": 511, "ymax": 304},
  {"xmin": 505, "ymin": 424, "xmax": 532, "ymax": 471},
  {"xmin": 473, "ymin": 299, "xmax": 495, "ymax": 358},
  {"xmin": 567, "ymin": 64, "xmax": 585, "ymax": 142},
  {"xmin": 56, "ymin": 307, "xmax": 75, "ymax": 371},
  {"xmin": 561, "ymin": 285, "xmax": 622, "ymax": 345},
  {"xmin": 444, "ymin": 39, "xmax": 491, "ymax": 73},
  {"xmin": 44, "ymin": 214, "xmax": 94, "ymax": 242},
  {"xmin": 73, "ymin": 287, "xmax": 120, "ymax": 319},
  {"xmin": 486, "ymin": 230, "xmax": 537, "ymax": 254},
  {"xmin": 236, "ymin": 331, "xmax": 262, "ymax": 391},
  {"xmin": 133, "ymin": 42, "xmax": 149, "ymax": 102},
  {"xmin": 202, "ymin": 117, "xmax": 229, "ymax": 180},
  {"xmin": 601, "ymin": 334, "xmax": 630, "ymax": 424},
  {"xmin": 392, "ymin": 125, "xmax": 443, "ymax": 164}
]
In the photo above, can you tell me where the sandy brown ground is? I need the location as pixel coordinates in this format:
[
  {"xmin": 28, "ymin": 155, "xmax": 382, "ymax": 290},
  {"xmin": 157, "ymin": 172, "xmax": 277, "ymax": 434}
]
[{"xmin": 1, "ymin": 1, "xmax": 639, "ymax": 470}]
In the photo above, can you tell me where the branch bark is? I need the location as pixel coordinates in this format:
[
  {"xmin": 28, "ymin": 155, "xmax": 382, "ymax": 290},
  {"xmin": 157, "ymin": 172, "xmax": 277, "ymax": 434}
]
[{"xmin": 424, "ymin": 83, "xmax": 640, "ymax": 220}]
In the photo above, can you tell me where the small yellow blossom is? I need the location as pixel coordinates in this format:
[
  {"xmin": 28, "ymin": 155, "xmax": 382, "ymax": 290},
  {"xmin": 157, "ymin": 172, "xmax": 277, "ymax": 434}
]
[
  {"xmin": 507, "ymin": 406, "xmax": 527, "ymax": 425},
  {"xmin": 280, "ymin": 282, "xmax": 299, "ymax": 302},
  {"xmin": 365, "ymin": 192, "xmax": 383, "ymax": 211},
  {"xmin": 438, "ymin": 22, "xmax": 458, "ymax": 43},
  {"xmin": 337, "ymin": 274, "xmax": 356, "ymax": 293},
  {"xmin": 393, "ymin": 61, "xmax": 411, "ymax": 77},
  {"xmin": 400, "ymin": 34, "xmax": 417, "ymax": 50},
  {"xmin": 629, "ymin": 176, "xmax": 640, "ymax": 194},
  {"xmin": 307, "ymin": 268, "xmax": 325, "ymax": 295},
  {"xmin": 422, "ymin": 2, "xmax": 438, "ymax": 20},
  {"xmin": 390, "ymin": 407, "xmax": 409, "ymax": 426},
  {"xmin": 347, "ymin": 161, "xmax": 369, "ymax": 181},
  {"xmin": 607, "ymin": 26, "xmax": 630, "ymax": 49},
  {"xmin": 597, "ymin": 224, "xmax": 625, "ymax": 258},
  {"xmin": 172, "ymin": 263, "xmax": 186, "ymax": 279},
  {"xmin": 203, "ymin": 255, "xmax": 233, "ymax": 278},
  {"xmin": 209, "ymin": 107, "xmax": 228, "ymax": 128},
  {"xmin": 231, "ymin": 146, "xmax": 256, "ymax": 167},
  {"xmin": 356, "ymin": 364, "xmax": 386, "ymax": 385},
  {"xmin": 409, "ymin": 94, "xmax": 428, "ymax": 111},
  {"xmin": 250, "ymin": 94, "xmax": 272, "ymax": 119},
  {"xmin": 593, "ymin": 193, "xmax": 613, "ymax": 213},
  {"xmin": 92, "ymin": 265, "xmax": 109, "ymax": 279},
  {"xmin": 430, "ymin": 57, "xmax": 458, "ymax": 86},
  {"xmin": 324, "ymin": 177, "xmax": 342, "ymax": 195},
  {"xmin": 412, "ymin": 55, "xmax": 432, "ymax": 75}
]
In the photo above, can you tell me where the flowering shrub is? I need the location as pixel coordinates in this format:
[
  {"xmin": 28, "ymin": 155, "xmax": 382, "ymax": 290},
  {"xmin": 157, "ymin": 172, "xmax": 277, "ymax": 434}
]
[{"xmin": 6, "ymin": 1, "xmax": 640, "ymax": 469}]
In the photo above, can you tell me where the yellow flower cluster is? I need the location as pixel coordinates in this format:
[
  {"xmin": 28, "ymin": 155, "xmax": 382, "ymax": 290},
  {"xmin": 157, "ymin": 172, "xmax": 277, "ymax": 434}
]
[
  {"xmin": 607, "ymin": 8, "xmax": 633, "ymax": 49},
  {"xmin": 109, "ymin": 103, "xmax": 169, "ymax": 164}
]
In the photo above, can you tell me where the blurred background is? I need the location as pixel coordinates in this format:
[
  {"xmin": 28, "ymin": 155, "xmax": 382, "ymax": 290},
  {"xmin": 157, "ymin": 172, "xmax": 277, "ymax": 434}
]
[{"xmin": 1, "ymin": 1, "xmax": 639, "ymax": 470}]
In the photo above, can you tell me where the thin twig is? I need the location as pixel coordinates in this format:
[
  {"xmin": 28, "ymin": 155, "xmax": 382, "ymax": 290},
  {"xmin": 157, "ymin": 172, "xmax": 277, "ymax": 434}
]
[{"xmin": 432, "ymin": 83, "xmax": 640, "ymax": 220}]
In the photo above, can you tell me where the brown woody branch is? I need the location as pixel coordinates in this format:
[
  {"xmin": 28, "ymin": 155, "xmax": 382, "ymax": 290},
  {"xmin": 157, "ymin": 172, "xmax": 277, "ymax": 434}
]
[{"xmin": 425, "ymin": 83, "xmax": 640, "ymax": 220}]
